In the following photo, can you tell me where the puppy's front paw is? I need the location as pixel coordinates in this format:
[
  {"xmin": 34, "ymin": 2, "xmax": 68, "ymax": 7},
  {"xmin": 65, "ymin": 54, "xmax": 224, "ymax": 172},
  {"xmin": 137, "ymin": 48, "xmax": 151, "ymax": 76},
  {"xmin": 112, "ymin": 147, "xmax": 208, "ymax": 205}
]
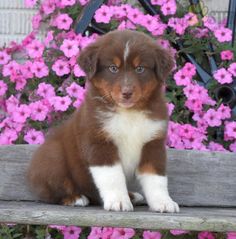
[
  {"xmin": 149, "ymin": 196, "xmax": 179, "ymax": 213},
  {"xmin": 104, "ymin": 195, "xmax": 133, "ymax": 211}
]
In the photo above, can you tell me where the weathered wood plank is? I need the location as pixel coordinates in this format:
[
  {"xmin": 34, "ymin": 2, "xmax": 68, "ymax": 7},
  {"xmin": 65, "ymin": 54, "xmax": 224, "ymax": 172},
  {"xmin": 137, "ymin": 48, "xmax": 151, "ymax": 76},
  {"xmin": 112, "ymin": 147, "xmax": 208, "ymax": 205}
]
[
  {"xmin": 0, "ymin": 201, "xmax": 236, "ymax": 232},
  {"xmin": 0, "ymin": 145, "xmax": 236, "ymax": 206}
]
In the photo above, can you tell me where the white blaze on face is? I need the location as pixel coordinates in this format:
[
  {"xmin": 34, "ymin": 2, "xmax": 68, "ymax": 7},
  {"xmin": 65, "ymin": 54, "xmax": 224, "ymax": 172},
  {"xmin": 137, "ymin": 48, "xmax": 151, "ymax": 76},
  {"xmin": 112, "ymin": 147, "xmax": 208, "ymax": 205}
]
[{"xmin": 124, "ymin": 41, "xmax": 130, "ymax": 63}]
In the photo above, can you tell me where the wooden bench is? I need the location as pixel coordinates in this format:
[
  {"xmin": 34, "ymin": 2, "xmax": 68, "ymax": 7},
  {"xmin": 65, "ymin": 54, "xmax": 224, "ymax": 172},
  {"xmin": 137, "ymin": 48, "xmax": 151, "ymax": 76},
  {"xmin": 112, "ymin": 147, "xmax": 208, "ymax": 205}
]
[{"xmin": 0, "ymin": 145, "xmax": 236, "ymax": 232}]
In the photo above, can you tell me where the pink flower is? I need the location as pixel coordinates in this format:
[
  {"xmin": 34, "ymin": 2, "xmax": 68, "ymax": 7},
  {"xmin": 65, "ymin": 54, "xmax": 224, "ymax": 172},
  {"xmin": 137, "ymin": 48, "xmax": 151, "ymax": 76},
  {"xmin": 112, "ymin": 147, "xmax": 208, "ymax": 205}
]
[
  {"xmin": 221, "ymin": 50, "xmax": 234, "ymax": 61},
  {"xmin": 24, "ymin": 129, "xmax": 45, "ymax": 144},
  {"xmin": 60, "ymin": 39, "xmax": 79, "ymax": 58},
  {"xmin": 203, "ymin": 109, "xmax": 221, "ymax": 127},
  {"xmin": 217, "ymin": 104, "xmax": 231, "ymax": 120},
  {"xmin": 203, "ymin": 16, "xmax": 218, "ymax": 31},
  {"xmin": 22, "ymin": 32, "xmax": 36, "ymax": 46},
  {"xmin": 15, "ymin": 77, "xmax": 27, "ymax": 91},
  {"xmin": 74, "ymin": 64, "xmax": 86, "ymax": 77},
  {"xmin": 32, "ymin": 14, "xmax": 42, "ymax": 30},
  {"xmin": 174, "ymin": 69, "xmax": 191, "ymax": 86},
  {"xmin": 127, "ymin": 8, "xmax": 143, "ymax": 24},
  {"xmin": 54, "ymin": 14, "xmax": 73, "ymax": 30},
  {"xmin": 30, "ymin": 101, "xmax": 49, "ymax": 121},
  {"xmin": 6, "ymin": 95, "xmax": 19, "ymax": 113},
  {"xmin": 111, "ymin": 228, "xmax": 135, "ymax": 239},
  {"xmin": 185, "ymin": 12, "xmax": 198, "ymax": 26},
  {"xmin": 228, "ymin": 63, "xmax": 236, "ymax": 77},
  {"xmin": 79, "ymin": 0, "xmax": 89, "ymax": 6},
  {"xmin": 183, "ymin": 83, "xmax": 215, "ymax": 107},
  {"xmin": 225, "ymin": 121, "xmax": 236, "ymax": 139},
  {"xmin": 21, "ymin": 61, "xmax": 34, "ymax": 79},
  {"xmin": 88, "ymin": 227, "xmax": 102, "ymax": 239},
  {"xmin": 50, "ymin": 96, "xmax": 72, "ymax": 111},
  {"xmin": 37, "ymin": 82, "xmax": 56, "ymax": 98},
  {"xmin": 2, "ymin": 61, "xmax": 20, "ymax": 77},
  {"xmin": 60, "ymin": 0, "xmax": 76, "ymax": 7},
  {"xmin": 0, "ymin": 51, "xmax": 11, "ymax": 65},
  {"xmin": 161, "ymin": 1, "xmax": 177, "ymax": 16},
  {"xmin": 61, "ymin": 226, "xmax": 81, "ymax": 239},
  {"xmin": 179, "ymin": 124, "xmax": 197, "ymax": 139},
  {"xmin": 214, "ymin": 68, "xmax": 233, "ymax": 84},
  {"xmin": 208, "ymin": 142, "xmax": 227, "ymax": 152},
  {"xmin": 27, "ymin": 40, "xmax": 45, "ymax": 58},
  {"xmin": 32, "ymin": 60, "xmax": 49, "ymax": 78},
  {"xmin": 49, "ymin": 225, "xmax": 66, "ymax": 231},
  {"xmin": 227, "ymin": 232, "xmax": 236, "ymax": 239},
  {"xmin": 66, "ymin": 82, "xmax": 85, "ymax": 98},
  {"xmin": 143, "ymin": 230, "xmax": 162, "ymax": 239},
  {"xmin": 0, "ymin": 80, "xmax": 8, "ymax": 96},
  {"xmin": 167, "ymin": 103, "xmax": 175, "ymax": 116},
  {"xmin": 214, "ymin": 27, "xmax": 232, "ymax": 42},
  {"xmin": 102, "ymin": 227, "xmax": 114, "ymax": 239},
  {"xmin": 44, "ymin": 31, "xmax": 54, "ymax": 47},
  {"xmin": 168, "ymin": 17, "xmax": 188, "ymax": 35},
  {"xmin": 24, "ymin": 0, "xmax": 37, "ymax": 7},
  {"xmin": 198, "ymin": 231, "xmax": 215, "ymax": 239},
  {"xmin": 170, "ymin": 230, "xmax": 189, "ymax": 236},
  {"xmin": 42, "ymin": 0, "xmax": 56, "ymax": 15},
  {"xmin": 12, "ymin": 104, "xmax": 31, "ymax": 123},
  {"xmin": 0, "ymin": 129, "xmax": 18, "ymax": 145},
  {"xmin": 151, "ymin": 0, "xmax": 166, "ymax": 5},
  {"xmin": 52, "ymin": 59, "xmax": 70, "ymax": 76},
  {"xmin": 94, "ymin": 5, "xmax": 113, "ymax": 23},
  {"xmin": 141, "ymin": 15, "xmax": 159, "ymax": 32},
  {"xmin": 229, "ymin": 142, "xmax": 236, "ymax": 152},
  {"xmin": 182, "ymin": 63, "xmax": 196, "ymax": 78}
]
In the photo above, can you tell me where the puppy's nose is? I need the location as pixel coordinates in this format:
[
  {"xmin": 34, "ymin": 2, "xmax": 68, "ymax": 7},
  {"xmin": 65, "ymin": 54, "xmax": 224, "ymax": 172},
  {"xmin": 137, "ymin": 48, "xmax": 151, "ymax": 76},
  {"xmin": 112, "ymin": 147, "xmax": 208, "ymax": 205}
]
[{"xmin": 122, "ymin": 88, "xmax": 133, "ymax": 99}]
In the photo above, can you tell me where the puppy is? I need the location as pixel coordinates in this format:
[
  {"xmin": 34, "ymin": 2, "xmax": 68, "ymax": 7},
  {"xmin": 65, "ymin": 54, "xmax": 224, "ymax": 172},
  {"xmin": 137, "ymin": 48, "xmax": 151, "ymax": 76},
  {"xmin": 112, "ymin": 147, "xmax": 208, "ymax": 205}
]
[{"xmin": 27, "ymin": 30, "xmax": 179, "ymax": 213}]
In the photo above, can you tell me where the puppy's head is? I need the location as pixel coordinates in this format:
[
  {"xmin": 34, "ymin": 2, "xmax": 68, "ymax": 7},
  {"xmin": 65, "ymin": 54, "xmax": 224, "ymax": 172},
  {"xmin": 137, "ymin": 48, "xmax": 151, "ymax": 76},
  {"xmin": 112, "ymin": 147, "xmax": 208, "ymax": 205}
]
[{"xmin": 78, "ymin": 30, "xmax": 174, "ymax": 109}]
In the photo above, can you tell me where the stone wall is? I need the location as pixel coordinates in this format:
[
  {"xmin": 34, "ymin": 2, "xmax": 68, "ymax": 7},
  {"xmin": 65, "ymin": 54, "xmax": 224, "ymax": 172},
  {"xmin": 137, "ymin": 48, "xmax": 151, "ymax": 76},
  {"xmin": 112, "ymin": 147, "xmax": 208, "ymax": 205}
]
[{"xmin": 0, "ymin": 0, "xmax": 230, "ymax": 47}]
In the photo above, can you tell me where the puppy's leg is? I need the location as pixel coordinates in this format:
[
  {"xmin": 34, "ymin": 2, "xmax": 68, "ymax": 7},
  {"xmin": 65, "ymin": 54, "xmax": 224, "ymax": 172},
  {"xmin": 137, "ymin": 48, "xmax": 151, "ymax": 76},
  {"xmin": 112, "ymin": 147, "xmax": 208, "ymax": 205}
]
[
  {"xmin": 88, "ymin": 143, "xmax": 133, "ymax": 211},
  {"xmin": 137, "ymin": 139, "xmax": 179, "ymax": 213}
]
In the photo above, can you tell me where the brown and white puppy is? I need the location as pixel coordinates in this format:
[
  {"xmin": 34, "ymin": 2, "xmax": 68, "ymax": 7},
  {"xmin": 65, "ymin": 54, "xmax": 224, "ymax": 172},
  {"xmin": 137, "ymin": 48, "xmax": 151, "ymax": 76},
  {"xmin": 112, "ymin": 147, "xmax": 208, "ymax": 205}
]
[{"xmin": 27, "ymin": 30, "xmax": 179, "ymax": 213}]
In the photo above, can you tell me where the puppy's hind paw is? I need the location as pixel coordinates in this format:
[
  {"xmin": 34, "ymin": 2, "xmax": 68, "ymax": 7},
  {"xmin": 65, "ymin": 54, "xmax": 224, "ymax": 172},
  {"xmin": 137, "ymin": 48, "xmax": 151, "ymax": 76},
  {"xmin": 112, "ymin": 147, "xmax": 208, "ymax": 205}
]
[
  {"xmin": 129, "ymin": 192, "xmax": 145, "ymax": 205},
  {"xmin": 63, "ymin": 195, "xmax": 89, "ymax": 207}
]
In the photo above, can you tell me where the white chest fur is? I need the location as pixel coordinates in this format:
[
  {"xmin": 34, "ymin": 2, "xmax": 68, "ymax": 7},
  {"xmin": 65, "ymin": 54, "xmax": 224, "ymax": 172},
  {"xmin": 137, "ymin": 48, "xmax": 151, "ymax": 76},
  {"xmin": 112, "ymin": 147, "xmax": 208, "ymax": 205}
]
[{"xmin": 100, "ymin": 109, "xmax": 167, "ymax": 181}]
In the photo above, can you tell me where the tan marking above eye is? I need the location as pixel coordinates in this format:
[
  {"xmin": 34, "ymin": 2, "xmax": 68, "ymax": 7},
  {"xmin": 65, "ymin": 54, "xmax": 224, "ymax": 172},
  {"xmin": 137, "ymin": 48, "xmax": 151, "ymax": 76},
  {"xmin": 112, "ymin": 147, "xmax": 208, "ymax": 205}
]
[
  {"xmin": 133, "ymin": 56, "xmax": 141, "ymax": 68},
  {"xmin": 113, "ymin": 57, "xmax": 121, "ymax": 67}
]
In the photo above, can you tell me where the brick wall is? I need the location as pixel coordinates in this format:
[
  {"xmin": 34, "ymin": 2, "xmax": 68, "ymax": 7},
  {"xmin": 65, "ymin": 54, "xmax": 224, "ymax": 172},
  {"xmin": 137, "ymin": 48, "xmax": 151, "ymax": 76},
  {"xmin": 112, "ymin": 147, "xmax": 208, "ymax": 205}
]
[{"xmin": 0, "ymin": 0, "xmax": 230, "ymax": 47}]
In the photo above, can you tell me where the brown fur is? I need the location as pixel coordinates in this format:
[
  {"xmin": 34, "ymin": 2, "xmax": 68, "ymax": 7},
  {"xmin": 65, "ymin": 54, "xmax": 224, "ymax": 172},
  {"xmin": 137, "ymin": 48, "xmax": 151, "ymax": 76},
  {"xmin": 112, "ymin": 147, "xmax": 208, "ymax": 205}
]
[{"xmin": 27, "ymin": 30, "xmax": 174, "ymax": 206}]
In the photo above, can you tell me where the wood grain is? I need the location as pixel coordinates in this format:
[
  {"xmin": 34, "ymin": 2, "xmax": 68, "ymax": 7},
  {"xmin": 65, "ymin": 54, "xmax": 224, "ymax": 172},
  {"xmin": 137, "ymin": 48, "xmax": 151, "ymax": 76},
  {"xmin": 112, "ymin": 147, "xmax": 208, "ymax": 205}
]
[
  {"xmin": 0, "ymin": 145, "xmax": 236, "ymax": 207},
  {"xmin": 0, "ymin": 201, "xmax": 236, "ymax": 232}
]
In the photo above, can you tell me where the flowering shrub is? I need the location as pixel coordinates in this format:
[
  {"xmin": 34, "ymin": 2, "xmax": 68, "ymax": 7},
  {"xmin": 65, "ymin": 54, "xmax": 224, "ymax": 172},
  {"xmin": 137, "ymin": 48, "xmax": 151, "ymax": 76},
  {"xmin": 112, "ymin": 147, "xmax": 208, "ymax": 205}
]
[
  {"xmin": 1, "ymin": 224, "xmax": 236, "ymax": 239},
  {"xmin": 0, "ymin": 0, "xmax": 235, "ymax": 151}
]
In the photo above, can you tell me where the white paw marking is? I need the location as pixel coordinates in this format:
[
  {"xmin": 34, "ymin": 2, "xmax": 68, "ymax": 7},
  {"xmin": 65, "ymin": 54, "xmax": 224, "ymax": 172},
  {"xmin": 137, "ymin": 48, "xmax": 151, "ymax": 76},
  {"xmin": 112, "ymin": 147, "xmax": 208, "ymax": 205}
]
[
  {"xmin": 104, "ymin": 195, "xmax": 133, "ymax": 212},
  {"xmin": 149, "ymin": 196, "xmax": 179, "ymax": 213},
  {"xmin": 130, "ymin": 192, "xmax": 145, "ymax": 205},
  {"xmin": 74, "ymin": 195, "xmax": 89, "ymax": 207}
]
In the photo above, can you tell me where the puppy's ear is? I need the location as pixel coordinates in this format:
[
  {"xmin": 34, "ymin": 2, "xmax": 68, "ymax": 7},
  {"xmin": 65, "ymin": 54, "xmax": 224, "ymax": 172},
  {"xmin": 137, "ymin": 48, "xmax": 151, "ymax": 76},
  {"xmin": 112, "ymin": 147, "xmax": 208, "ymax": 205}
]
[
  {"xmin": 154, "ymin": 46, "xmax": 175, "ymax": 83},
  {"xmin": 78, "ymin": 43, "xmax": 99, "ymax": 79}
]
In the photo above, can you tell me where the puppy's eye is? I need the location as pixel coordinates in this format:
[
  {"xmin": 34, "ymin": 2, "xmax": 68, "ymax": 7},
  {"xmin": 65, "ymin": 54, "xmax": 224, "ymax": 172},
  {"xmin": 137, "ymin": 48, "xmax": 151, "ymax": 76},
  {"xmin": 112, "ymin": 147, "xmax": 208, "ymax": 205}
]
[
  {"xmin": 135, "ymin": 66, "xmax": 145, "ymax": 74},
  {"xmin": 109, "ymin": 65, "xmax": 119, "ymax": 73}
]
